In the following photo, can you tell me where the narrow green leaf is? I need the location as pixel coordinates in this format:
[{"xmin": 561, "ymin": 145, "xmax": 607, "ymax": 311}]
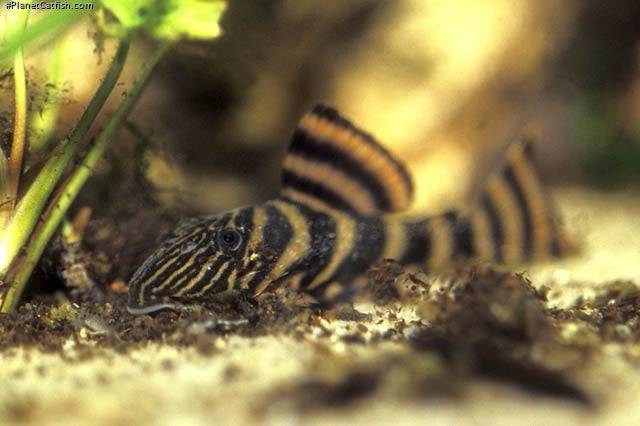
[
  {"xmin": 0, "ymin": 42, "xmax": 169, "ymax": 313},
  {"xmin": 0, "ymin": 153, "xmax": 9, "ymax": 231},
  {"xmin": 6, "ymin": 2, "xmax": 31, "ymax": 213},
  {"xmin": 0, "ymin": 7, "xmax": 89, "ymax": 67},
  {"xmin": 0, "ymin": 42, "xmax": 129, "ymax": 278}
]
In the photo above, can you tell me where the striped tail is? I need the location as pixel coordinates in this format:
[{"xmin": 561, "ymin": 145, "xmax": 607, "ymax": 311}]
[{"xmin": 401, "ymin": 139, "xmax": 575, "ymax": 268}]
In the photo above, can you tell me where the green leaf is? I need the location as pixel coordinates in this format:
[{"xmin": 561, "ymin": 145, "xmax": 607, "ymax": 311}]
[
  {"xmin": 100, "ymin": 0, "xmax": 158, "ymax": 29},
  {"xmin": 100, "ymin": 0, "xmax": 227, "ymax": 41},
  {"xmin": 0, "ymin": 8, "xmax": 88, "ymax": 67}
]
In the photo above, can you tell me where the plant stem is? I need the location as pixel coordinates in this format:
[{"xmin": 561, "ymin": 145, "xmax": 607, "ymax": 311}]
[
  {"xmin": 0, "ymin": 41, "xmax": 129, "ymax": 280},
  {"xmin": 0, "ymin": 42, "xmax": 170, "ymax": 313},
  {"xmin": 7, "ymin": 7, "xmax": 31, "ymax": 213},
  {"xmin": 0, "ymin": 154, "xmax": 8, "ymax": 231}
]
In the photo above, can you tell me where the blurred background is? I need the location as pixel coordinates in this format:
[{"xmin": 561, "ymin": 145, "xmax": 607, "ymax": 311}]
[{"xmin": 11, "ymin": 0, "xmax": 640, "ymax": 218}]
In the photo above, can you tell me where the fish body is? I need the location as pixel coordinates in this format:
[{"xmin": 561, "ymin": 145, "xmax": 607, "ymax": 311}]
[{"xmin": 127, "ymin": 105, "xmax": 572, "ymax": 314}]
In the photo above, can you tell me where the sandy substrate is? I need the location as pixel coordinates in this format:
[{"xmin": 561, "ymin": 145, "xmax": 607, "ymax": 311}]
[{"xmin": 1, "ymin": 187, "xmax": 639, "ymax": 426}]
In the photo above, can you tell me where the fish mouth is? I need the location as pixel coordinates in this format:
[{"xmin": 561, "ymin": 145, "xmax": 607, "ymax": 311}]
[{"xmin": 126, "ymin": 302, "xmax": 176, "ymax": 315}]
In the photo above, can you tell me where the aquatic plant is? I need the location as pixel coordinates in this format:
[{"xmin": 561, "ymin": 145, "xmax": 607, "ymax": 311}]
[{"xmin": 0, "ymin": 0, "xmax": 227, "ymax": 312}]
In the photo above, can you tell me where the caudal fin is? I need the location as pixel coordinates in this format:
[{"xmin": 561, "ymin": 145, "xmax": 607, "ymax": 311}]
[{"xmin": 465, "ymin": 139, "xmax": 575, "ymax": 263}]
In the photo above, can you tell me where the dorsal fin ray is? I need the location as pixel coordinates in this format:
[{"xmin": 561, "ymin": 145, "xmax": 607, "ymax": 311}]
[
  {"xmin": 468, "ymin": 138, "xmax": 575, "ymax": 263},
  {"xmin": 280, "ymin": 105, "xmax": 413, "ymax": 216}
]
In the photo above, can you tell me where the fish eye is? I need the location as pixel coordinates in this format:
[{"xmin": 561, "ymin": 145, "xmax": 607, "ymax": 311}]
[{"xmin": 217, "ymin": 228, "xmax": 243, "ymax": 252}]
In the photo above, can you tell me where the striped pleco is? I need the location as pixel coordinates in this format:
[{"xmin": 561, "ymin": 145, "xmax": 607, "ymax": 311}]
[{"xmin": 127, "ymin": 105, "xmax": 573, "ymax": 314}]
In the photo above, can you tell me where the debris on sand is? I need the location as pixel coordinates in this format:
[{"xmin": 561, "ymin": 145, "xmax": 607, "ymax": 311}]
[{"xmin": 3, "ymin": 259, "xmax": 640, "ymax": 414}]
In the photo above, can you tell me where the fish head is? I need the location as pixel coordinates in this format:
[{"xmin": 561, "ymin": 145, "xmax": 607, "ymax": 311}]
[{"xmin": 127, "ymin": 208, "xmax": 254, "ymax": 315}]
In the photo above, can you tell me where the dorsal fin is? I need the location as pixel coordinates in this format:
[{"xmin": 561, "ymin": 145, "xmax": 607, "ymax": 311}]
[
  {"xmin": 280, "ymin": 105, "xmax": 413, "ymax": 216},
  {"xmin": 470, "ymin": 138, "xmax": 575, "ymax": 263}
]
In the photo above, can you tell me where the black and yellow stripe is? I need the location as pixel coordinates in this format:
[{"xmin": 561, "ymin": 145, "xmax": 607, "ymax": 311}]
[
  {"xmin": 471, "ymin": 140, "xmax": 573, "ymax": 262},
  {"xmin": 282, "ymin": 105, "xmax": 413, "ymax": 216},
  {"xmin": 127, "ymin": 105, "xmax": 574, "ymax": 314}
]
